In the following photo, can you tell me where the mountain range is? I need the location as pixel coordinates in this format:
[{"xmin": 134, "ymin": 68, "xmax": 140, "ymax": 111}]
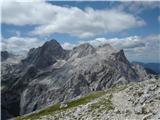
[
  {"xmin": 132, "ymin": 61, "xmax": 160, "ymax": 74},
  {"xmin": 1, "ymin": 39, "xmax": 155, "ymax": 120}
]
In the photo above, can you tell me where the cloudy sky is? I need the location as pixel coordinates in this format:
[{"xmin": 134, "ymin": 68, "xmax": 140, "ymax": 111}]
[{"xmin": 1, "ymin": 0, "xmax": 160, "ymax": 63}]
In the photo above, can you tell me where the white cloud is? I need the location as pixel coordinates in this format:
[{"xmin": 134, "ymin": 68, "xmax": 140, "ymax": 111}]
[
  {"xmin": 1, "ymin": 0, "xmax": 53, "ymax": 25},
  {"xmin": 62, "ymin": 42, "xmax": 76, "ymax": 50},
  {"xmin": 2, "ymin": 1, "xmax": 145, "ymax": 38},
  {"xmin": 30, "ymin": 8, "xmax": 145, "ymax": 38},
  {"xmin": 116, "ymin": 1, "xmax": 160, "ymax": 15},
  {"xmin": 80, "ymin": 36, "xmax": 145, "ymax": 49},
  {"xmin": 80, "ymin": 34, "xmax": 160, "ymax": 63},
  {"xmin": 1, "ymin": 36, "xmax": 45, "ymax": 55}
]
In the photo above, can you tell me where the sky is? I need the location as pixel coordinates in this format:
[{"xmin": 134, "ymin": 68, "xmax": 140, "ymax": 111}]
[{"xmin": 1, "ymin": 0, "xmax": 160, "ymax": 63}]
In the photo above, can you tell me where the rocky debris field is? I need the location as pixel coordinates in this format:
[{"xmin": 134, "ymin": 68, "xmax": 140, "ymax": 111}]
[{"xmin": 16, "ymin": 78, "xmax": 160, "ymax": 120}]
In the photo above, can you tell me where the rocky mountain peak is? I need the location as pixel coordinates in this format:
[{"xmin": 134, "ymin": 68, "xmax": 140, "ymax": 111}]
[
  {"xmin": 22, "ymin": 39, "xmax": 67, "ymax": 69},
  {"xmin": 42, "ymin": 39, "xmax": 62, "ymax": 50},
  {"xmin": 75, "ymin": 43, "xmax": 93, "ymax": 49},
  {"xmin": 99, "ymin": 43, "xmax": 113, "ymax": 49},
  {"xmin": 70, "ymin": 43, "xmax": 96, "ymax": 58},
  {"xmin": 114, "ymin": 49, "xmax": 127, "ymax": 61},
  {"xmin": 98, "ymin": 43, "xmax": 118, "ymax": 52}
]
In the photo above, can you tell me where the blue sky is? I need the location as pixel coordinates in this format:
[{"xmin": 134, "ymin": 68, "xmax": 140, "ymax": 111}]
[{"xmin": 1, "ymin": 1, "xmax": 160, "ymax": 63}]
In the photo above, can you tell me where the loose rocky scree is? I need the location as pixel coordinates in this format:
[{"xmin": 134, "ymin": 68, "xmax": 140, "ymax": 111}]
[{"xmin": 16, "ymin": 78, "xmax": 160, "ymax": 120}]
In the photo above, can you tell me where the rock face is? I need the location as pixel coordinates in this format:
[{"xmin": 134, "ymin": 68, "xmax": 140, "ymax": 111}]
[
  {"xmin": 22, "ymin": 39, "xmax": 68, "ymax": 69},
  {"xmin": 69, "ymin": 43, "xmax": 96, "ymax": 58},
  {"xmin": 1, "ymin": 51, "xmax": 9, "ymax": 61},
  {"xmin": 1, "ymin": 39, "xmax": 150, "ymax": 120},
  {"xmin": 131, "ymin": 63, "xmax": 149, "ymax": 80}
]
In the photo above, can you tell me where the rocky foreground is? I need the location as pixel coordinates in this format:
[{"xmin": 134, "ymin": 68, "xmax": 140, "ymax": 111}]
[{"xmin": 16, "ymin": 78, "xmax": 160, "ymax": 120}]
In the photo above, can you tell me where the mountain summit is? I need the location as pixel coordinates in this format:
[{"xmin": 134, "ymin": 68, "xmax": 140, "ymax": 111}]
[
  {"xmin": 70, "ymin": 43, "xmax": 96, "ymax": 58},
  {"xmin": 1, "ymin": 39, "xmax": 150, "ymax": 120},
  {"xmin": 22, "ymin": 39, "xmax": 67, "ymax": 69}
]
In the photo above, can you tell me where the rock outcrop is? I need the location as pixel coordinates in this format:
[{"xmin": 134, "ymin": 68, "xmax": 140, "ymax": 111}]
[
  {"xmin": 1, "ymin": 39, "xmax": 150, "ymax": 120},
  {"xmin": 1, "ymin": 51, "xmax": 9, "ymax": 61}
]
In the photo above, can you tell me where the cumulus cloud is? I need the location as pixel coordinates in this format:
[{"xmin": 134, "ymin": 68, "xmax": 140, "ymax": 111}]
[
  {"xmin": 80, "ymin": 36, "xmax": 146, "ymax": 49},
  {"xmin": 1, "ymin": 36, "xmax": 45, "ymax": 55},
  {"xmin": 62, "ymin": 42, "xmax": 76, "ymax": 50},
  {"xmin": 80, "ymin": 34, "xmax": 160, "ymax": 63},
  {"xmin": 1, "ymin": 0, "xmax": 52, "ymax": 25},
  {"xmin": 2, "ymin": 1, "xmax": 145, "ymax": 38},
  {"xmin": 126, "ymin": 35, "xmax": 160, "ymax": 63},
  {"xmin": 116, "ymin": 1, "xmax": 160, "ymax": 15}
]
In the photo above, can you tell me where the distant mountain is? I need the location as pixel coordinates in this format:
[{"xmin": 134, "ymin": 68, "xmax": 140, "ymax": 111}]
[
  {"xmin": 1, "ymin": 51, "xmax": 25, "ymax": 64},
  {"xmin": 1, "ymin": 51, "xmax": 10, "ymax": 61},
  {"xmin": 1, "ymin": 39, "xmax": 151, "ymax": 120},
  {"xmin": 132, "ymin": 61, "xmax": 160, "ymax": 74}
]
